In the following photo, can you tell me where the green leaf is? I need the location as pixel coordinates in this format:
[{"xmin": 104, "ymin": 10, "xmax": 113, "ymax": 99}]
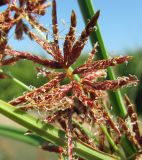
[{"xmin": 0, "ymin": 125, "xmax": 45, "ymax": 146}]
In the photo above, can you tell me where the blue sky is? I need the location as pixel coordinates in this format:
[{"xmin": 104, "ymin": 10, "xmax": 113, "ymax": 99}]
[{"xmin": 1, "ymin": 0, "xmax": 142, "ymax": 55}]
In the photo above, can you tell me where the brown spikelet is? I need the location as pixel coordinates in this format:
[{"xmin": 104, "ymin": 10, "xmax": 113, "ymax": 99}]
[
  {"xmin": 81, "ymin": 70, "xmax": 107, "ymax": 82},
  {"xmin": 0, "ymin": 38, "xmax": 7, "ymax": 56},
  {"xmin": 19, "ymin": 0, "xmax": 25, "ymax": 7},
  {"xmin": 22, "ymin": 23, "xmax": 33, "ymax": 40},
  {"xmin": 10, "ymin": 3, "xmax": 48, "ymax": 34},
  {"xmin": 83, "ymin": 75, "xmax": 138, "ymax": 91},
  {"xmin": 73, "ymin": 100, "xmax": 88, "ymax": 123},
  {"xmin": 35, "ymin": 83, "xmax": 72, "ymax": 102},
  {"xmin": 72, "ymin": 122, "xmax": 94, "ymax": 146},
  {"xmin": 73, "ymin": 56, "xmax": 132, "ymax": 74},
  {"xmin": 25, "ymin": 0, "xmax": 49, "ymax": 16},
  {"xmin": 28, "ymin": 31, "xmax": 63, "ymax": 63},
  {"xmin": 67, "ymin": 10, "xmax": 100, "ymax": 66},
  {"xmin": 20, "ymin": 89, "xmax": 73, "ymax": 113},
  {"xmin": 0, "ymin": 57, "xmax": 19, "ymax": 66},
  {"xmin": 118, "ymin": 117, "xmax": 140, "ymax": 149},
  {"xmin": 5, "ymin": 49, "xmax": 62, "ymax": 68},
  {"xmin": 88, "ymin": 107, "xmax": 98, "ymax": 123},
  {"xmin": 125, "ymin": 95, "xmax": 142, "ymax": 145},
  {"xmin": 90, "ymin": 101, "xmax": 121, "ymax": 138},
  {"xmin": 52, "ymin": 0, "xmax": 59, "ymax": 46},
  {"xmin": 29, "ymin": 84, "xmax": 73, "ymax": 111},
  {"xmin": 46, "ymin": 108, "xmax": 69, "ymax": 123},
  {"xmin": 58, "ymin": 117, "xmax": 67, "ymax": 131},
  {"xmin": 14, "ymin": 11, "xmax": 23, "ymax": 40},
  {"xmin": 33, "ymin": 2, "xmax": 51, "ymax": 16},
  {"xmin": 102, "ymin": 111, "xmax": 121, "ymax": 136},
  {"xmin": 15, "ymin": 19, "xmax": 24, "ymax": 40},
  {"xmin": 26, "ymin": 96, "xmax": 73, "ymax": 112},
  {"xmin": 64, "ymin": 10, "xmax": 76, "ymax": 66},
  {"xmin": 28, "ymin": 31, "xmax": 54, "ymax": 54},
  {"xmin": 0, "ymin": 8, "xmax": 12, "ymax": 55},
  {"xmin": 41, "ymin": 142, "xmax": 63, "ymax": 153},
  {"xmin": 9, "ymin": 73, "xmax": 66, "ymax": 105},
  {"xmin": 86, "ymin": 42, "xmax": 98, "ymax": 64},
  {"xmin": 28, "ymin": 14, "xmax": 48, "ymax": 33}
]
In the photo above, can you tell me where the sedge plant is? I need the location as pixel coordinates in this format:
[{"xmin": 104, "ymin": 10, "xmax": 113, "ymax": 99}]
[{"xmin": 0, "ymin": 0, "xmax": 142, "ymax": 160}]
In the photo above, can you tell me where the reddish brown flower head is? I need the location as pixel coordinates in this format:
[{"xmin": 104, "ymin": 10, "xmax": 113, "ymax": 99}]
[{"xmin": 1, "ymin": 1, "xmax": 141, "ymax": 158}]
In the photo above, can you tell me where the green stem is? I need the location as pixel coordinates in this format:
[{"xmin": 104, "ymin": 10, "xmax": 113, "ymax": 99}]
[
  {"xmin": 77, "ymin": 0, "xmax": 127, "ymax": 118},
  {"xmin": 69, "ymin": 66, "xmax": 80, "ymax": 82},
  {"xmin": 101, "ymin": 125, "xmax": 118, "ymax": 152},
  {"xmin": 0, "ymin": 100, "xmax": 120, "ymax": 160},
  {"xmin": 100, "ymin": 125, "xmax": 125, "ymax": 159},
  {"xmin": 9, "ymin": 75, "xmax": 31, "ymax": 91},
  {"xmin": 0, "ymin": 69, "xmax": 31, "ymax": 91}
]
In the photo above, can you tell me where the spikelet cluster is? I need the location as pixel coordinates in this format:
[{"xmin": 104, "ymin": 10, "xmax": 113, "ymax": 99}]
[{"xmin": 0, "ymin": 1, "xmax": 141, "ymax": 159}]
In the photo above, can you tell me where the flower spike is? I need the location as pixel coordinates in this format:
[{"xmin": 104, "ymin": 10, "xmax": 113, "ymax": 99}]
[
  {"xmin": 73, "ymin": 56, "xmax": 132, "ymax": 74},
  {"xmin": 9, "ymin": 73, "xmax": 66, "ymax": 105},
  {"xmin": 4, "ymin": 49, "xmax": 62, "ymax": 68},
  {"xmin": 118, "ymin": 117, "xmax": 140, "ymax": 149},
  {"xmin": 64, "ymin": 10, "xmax": 77, "ymax": 66},
  {"xmin": 67, "ymin": 10, "xmax": 100, "ymax": 66},
  {"xmin": 52, "ymin": 0, "xmax": 59, "ymax": 46},
  {"xmin": 125, "ymin": 95, "xmax": 142, "ymax": 145},
  {"xmin": 83, "ymin": 75, "xmax": 138, "ymax": 91},
  {"xmin": 28, "ymin": 31, "xmax": 63, "ymax": 63}
]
